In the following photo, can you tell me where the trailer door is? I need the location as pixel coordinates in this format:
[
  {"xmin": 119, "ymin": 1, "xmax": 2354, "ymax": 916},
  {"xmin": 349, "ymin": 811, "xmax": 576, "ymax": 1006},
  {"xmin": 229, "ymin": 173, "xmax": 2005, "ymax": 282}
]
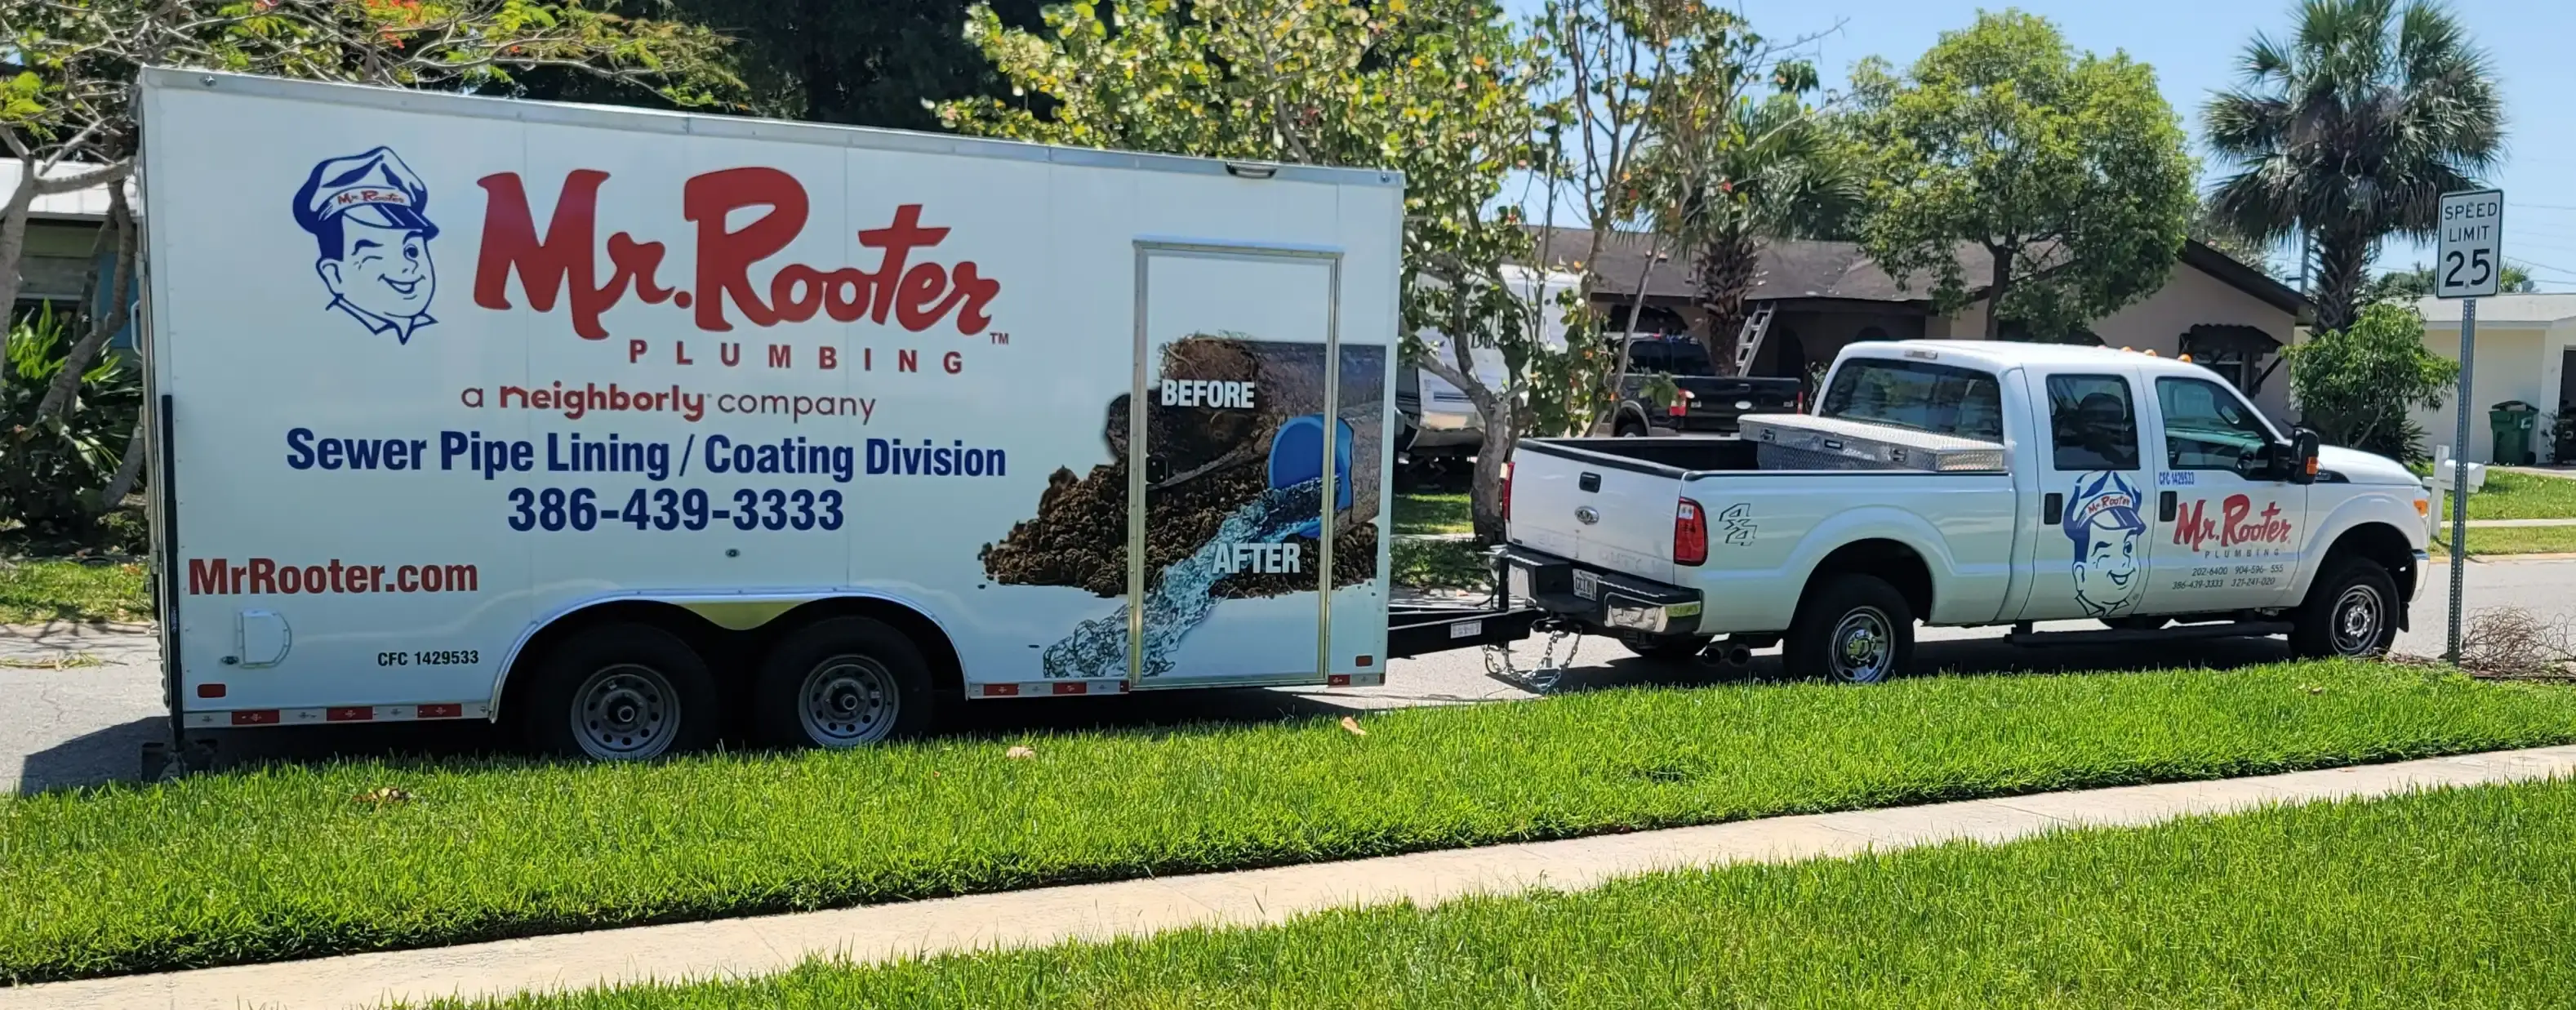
[{"xmin": 1127, "ymin": 241, "xmax": 1343, "ymax": 687}]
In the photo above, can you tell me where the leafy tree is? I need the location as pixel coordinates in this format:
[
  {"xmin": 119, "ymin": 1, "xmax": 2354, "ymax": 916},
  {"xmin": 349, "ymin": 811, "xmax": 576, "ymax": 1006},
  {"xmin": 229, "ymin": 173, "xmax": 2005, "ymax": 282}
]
[
  {"xmin": 1640, "ymin": 41, "xmax": 1859, "ymax": 373},
  {"xmin": 544, "ymin": 0, "xmax": 1045, "ymax": 128},
  {"xmin": 2286, "ymin": 300, "xmax": 2458, "ymax": 464},
  {"xmin": 2365, "ymin": 260, "xmax": 2536, "ymax": 303},
  {"xmin": 2203, "ymin": 0, "xmax": 2503, "ymax": 335},
  {"xmin": 1850, "ymin": 11, "xmax": 2196, "ymax": 340},
  {"xmin": 2, "ymin": 0, "xmax": 736, "ymax": 533},
  {"xmin": 943, "ymin": 0, "xmax": 1543, "ymax": 541}
]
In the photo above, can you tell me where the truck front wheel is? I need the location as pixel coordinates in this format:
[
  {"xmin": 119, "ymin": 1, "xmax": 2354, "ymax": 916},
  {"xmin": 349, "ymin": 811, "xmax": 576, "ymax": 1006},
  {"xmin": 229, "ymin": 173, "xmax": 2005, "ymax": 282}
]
[
  {"xmin": 522, "ymin": 623, "xmax": 720, "ymax": 761},
  {"xmin": 2290, "ymin": 558, "xmax": 2399, "ymax": 659},
  {"xmin": 754, "ymin": 616, "xmax": 935, "ymax": 749},
  {"xmin": 1785, "ymin": 574, "xmax": 1914, "ymax": 684}
]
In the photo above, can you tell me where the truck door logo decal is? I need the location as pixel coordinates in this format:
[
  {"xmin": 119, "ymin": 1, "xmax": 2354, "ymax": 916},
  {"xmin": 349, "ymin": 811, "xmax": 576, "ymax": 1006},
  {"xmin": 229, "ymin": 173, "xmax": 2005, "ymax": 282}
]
[
  {"xmin": 2063, "ymin": 470, "xmax": 2147, "ymax": 617},
  {"xmin": 293, "ymin": 147, "xmax": 441, "ymax": 344}
]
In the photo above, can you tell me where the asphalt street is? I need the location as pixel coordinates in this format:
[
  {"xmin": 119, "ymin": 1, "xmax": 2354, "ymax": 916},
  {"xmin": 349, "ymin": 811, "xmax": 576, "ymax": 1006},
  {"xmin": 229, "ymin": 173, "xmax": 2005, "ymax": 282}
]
[{"xmin": 7, "ymin": 555, "xmax": 2569, "ymax": 794}]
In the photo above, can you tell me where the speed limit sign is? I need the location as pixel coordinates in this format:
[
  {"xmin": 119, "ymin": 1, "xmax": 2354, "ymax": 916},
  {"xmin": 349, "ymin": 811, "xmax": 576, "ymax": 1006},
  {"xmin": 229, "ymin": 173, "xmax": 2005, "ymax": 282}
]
[{"xmin": 2438, "ymin": 189, "xmax": 2503, "ymax": 299}]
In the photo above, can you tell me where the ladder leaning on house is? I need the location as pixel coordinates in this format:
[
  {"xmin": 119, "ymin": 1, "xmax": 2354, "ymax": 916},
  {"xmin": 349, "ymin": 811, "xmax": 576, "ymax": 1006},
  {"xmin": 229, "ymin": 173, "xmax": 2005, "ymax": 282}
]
[{"xmin": 1729, "ymin": 302, "xmax": 1777, "ymax": 376}]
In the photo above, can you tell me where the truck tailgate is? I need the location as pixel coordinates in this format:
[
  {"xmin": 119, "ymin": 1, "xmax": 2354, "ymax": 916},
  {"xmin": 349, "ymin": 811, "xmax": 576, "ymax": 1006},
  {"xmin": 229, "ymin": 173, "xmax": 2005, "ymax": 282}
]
[{"xmin": 1510, "ymin": 443, "xmax": 1682, "ymax": 584}]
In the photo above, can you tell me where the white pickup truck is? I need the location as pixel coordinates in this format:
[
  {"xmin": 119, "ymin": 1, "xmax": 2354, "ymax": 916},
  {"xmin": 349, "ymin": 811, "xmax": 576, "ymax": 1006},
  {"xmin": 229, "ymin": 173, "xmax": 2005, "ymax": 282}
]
[{"xmin": 1502, "ymin": 340, "xmax": 2434, "ymax": 681}]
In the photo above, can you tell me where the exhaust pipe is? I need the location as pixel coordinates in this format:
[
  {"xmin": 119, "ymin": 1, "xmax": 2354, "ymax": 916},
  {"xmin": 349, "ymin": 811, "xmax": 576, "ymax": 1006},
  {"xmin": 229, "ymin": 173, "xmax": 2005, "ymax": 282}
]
[{"xmin": 1721, "ymin": 644, "xmax": 1754, "ymax": 667}]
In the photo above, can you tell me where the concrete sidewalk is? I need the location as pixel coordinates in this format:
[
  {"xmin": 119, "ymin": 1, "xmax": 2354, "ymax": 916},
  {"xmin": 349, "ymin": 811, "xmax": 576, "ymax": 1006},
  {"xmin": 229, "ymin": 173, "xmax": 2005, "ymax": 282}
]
[{"xmin": 12, "ymin": 745, "xmax": 2574, "ymax": 1010}]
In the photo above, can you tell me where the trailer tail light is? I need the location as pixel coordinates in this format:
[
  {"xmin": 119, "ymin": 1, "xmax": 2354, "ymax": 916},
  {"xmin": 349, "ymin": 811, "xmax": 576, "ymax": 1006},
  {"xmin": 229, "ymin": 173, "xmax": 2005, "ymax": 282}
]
[{"xmin": 1675, "ymin": 498, "xmax": 1709, "ymax": 566}]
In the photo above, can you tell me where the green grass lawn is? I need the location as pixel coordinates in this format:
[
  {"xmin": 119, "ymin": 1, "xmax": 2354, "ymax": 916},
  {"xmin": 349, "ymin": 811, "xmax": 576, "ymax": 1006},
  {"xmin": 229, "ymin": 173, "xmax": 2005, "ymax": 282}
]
[
  {"xmin": 0, "ymin": 559, "xmax": 149, "ymax": 625},
  {"xmin": 2434, "ymin": 523, "xmax": 2576, "ymax": 556},
  {"xmin": 430, "ymin": 778, "xmax": 2576, "ymax": 1009},
  {"xmin": 1390, "ymin": 537, "xmax": 1492, "ymax": 590},
  {"xmin": 1390, "ymin": 492, "xmax": 1473, "ymax": 536},
  {"xmin": 8, "ymin": 661, "xmax": 2576, "ymax": 983},
  {"xmin": 2449, "ymin": 469, "xmax": 2576, "ymax": 520}
]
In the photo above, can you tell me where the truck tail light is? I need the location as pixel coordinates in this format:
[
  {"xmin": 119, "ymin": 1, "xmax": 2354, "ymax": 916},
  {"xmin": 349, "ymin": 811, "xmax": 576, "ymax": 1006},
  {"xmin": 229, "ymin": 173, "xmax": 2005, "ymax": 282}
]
[
  {"xmin": 1501, "ymin": 461, "xmax": 1514, "ymax": 523},
  {"xmin": 1675, "ymin": 498, "xmax": 1708, "ymax": 566},
  {"xmin": 1667, "ymin": 389, "xmax": 1693, "ymax": 418}
]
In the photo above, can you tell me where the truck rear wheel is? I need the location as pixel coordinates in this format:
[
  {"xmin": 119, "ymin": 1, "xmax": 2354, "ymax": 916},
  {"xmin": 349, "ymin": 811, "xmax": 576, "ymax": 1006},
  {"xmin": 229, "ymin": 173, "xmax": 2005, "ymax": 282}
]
[
  {"xmin": 754, "ymin": 616, "xmax": 934, "ymax": 749},
  {"xmin": 2290, "ymin": 558, "xmax": 2399, "ymax": 659},
  {"xmin": 1785, "ymin": 574, "xmax": 1913, "ymax": 684},
  {"xmin": 522, "ymin": 623, "xmax": 719, "ymax": 761}
]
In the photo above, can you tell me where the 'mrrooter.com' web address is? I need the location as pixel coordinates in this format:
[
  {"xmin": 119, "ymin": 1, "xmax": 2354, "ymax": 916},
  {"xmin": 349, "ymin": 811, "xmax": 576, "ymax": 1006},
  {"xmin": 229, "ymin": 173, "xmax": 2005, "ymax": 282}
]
[
  {"xmin": 188, "ymin": 558, "xmax": 479, "ymax": 596},
  {"xmin": 481, "ymin": 382, "xmax": 876, "ymax": 425}
]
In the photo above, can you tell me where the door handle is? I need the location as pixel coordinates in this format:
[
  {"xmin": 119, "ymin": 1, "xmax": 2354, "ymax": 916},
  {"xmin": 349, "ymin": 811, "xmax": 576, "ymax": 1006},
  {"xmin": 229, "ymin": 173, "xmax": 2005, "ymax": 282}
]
[
  {"xmin": 2042, "ymin": 492, "xmax": 2064, "ymax": 525},
  {"xmin": 2159, "ymin": 491, "xmax": 2177, "ymax": 522}
]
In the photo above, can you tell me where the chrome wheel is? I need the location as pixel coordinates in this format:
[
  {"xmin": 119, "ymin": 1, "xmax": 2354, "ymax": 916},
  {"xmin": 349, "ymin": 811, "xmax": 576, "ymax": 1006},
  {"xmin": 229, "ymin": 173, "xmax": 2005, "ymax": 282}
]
[
  {"xmin": 570, "ymin": 663, "xmax": 681, "ymax": 760},
  {"xmin": 2331, "ymin": 583, "xmax": 2386, "ymax": 656},
  {"xmin": 799, "ymin": 655, "xmax": 901, "ymax": 747},
  {"xmin": 1830, "ymin": 607, "xmax": 1894, "ymax": 683}
]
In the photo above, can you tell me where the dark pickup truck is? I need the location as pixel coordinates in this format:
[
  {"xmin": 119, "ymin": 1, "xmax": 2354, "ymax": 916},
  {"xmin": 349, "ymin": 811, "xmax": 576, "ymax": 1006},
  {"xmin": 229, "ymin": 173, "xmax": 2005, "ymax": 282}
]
[{"xmin": 1603, "ymin": 335, "xmax": 1804, "ymax": 437}]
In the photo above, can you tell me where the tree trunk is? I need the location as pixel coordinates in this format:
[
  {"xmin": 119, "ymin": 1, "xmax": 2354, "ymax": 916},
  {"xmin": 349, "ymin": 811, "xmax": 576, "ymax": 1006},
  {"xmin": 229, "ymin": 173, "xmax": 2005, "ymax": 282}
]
[
  {"xmin": 1982, "ymin": 245, "xmax": 2012, "ymax": 340},
  {"xmin": 0, "ymin": 165, "xmax": 40, "ymax": 321},
  {"xmin": 100, "ymin": 416, "xmax": 149, "ymax": 509},
  {"xmin": 1467, "ymin": 421, "xmax": 1511, "ymax": 545},
  {"xmin": 1693, "ymin": 230, "xmax": 1760, "ymax": 376},
  {"xmin": 2311, "ymin": 229, "xmax": 2375, "ymax": 335}
]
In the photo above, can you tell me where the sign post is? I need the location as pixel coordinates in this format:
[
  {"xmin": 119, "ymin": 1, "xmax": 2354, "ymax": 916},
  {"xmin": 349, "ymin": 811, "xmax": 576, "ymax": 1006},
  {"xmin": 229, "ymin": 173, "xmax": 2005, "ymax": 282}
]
[{"xmin": 2437, "ymin": 187, "xmax": 2503, "ymax": 663}]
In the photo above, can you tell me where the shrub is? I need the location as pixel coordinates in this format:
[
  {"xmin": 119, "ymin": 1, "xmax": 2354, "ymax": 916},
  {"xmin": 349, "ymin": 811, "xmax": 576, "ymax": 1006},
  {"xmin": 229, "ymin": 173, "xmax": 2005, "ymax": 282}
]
[
  {"xmin": 0, "ymin": 305, "xmax": 140, "ymax": 545},
  {"xmin": 2286, "ymin": 302, "xmax": 2457, "ymax": 465}
]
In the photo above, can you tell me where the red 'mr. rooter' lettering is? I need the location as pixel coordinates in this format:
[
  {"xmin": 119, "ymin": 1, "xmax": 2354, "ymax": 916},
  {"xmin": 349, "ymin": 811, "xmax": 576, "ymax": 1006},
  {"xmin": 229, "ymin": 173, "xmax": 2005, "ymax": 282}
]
[{"xmin": 474, "ymin": 167, "xmax": 1001, "ymax": 339}]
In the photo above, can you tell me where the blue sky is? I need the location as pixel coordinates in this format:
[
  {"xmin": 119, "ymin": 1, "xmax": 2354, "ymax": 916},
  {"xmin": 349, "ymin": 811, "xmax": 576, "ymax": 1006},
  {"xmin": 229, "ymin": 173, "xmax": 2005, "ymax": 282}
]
[{"xmin": 1500, "ymin": 0, "xmax": 2576, "ymax": 290}]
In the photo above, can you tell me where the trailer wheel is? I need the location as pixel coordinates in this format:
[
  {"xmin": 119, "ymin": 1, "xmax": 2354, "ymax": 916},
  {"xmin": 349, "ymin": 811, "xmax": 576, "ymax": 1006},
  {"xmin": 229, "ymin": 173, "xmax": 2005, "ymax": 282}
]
[
  {"xmin": 1784, "ymin": 574, "xmax": 1913, "ymax": 684},
  {"xmin": 522, "ymin": 623, "xmax": 719, "ymax": 761},
  {"xmin": 2290, "ymin": 558, "xmax": 2398, "ymax": 659},
  {"xmin": 754, "ymin": 616, "xmax": 934, "ymax": 749}
]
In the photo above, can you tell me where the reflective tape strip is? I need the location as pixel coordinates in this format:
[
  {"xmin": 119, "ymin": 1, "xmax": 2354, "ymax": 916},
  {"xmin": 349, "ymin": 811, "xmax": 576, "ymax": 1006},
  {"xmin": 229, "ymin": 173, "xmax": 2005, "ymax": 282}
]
[
  {"xmin": 977, "ymin": 680, "xmax": 1128, "ymax": 698},
  {"xmin": 184, "ymin": 701, "xmax": 488, "ymax": 728}
]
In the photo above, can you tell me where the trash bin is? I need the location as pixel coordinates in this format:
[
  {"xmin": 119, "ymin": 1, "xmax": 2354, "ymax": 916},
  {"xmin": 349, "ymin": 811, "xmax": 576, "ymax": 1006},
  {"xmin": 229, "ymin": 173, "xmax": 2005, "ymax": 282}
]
[{"xmin": 2490, "ymin": 400, "xmax": 2539, "ymax": 465}]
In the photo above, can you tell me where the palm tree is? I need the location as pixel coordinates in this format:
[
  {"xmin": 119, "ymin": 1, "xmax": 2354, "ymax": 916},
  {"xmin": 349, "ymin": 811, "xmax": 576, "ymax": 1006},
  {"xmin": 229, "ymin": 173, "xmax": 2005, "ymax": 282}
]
[
  {"xmin": 2202, "ymin": 0, "xmax": 2503, "ymax": 334},
  {"xmin": 1645, "ymin": 90, "xmax": 1862, "ymax": 376}
]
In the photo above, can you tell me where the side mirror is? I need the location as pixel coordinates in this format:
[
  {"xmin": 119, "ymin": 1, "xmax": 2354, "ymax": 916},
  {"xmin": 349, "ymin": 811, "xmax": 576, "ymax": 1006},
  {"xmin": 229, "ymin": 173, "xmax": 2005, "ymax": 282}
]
[{"xmin": 2290, "ymin": 428, "xmax": 2320, "ymax": 485}]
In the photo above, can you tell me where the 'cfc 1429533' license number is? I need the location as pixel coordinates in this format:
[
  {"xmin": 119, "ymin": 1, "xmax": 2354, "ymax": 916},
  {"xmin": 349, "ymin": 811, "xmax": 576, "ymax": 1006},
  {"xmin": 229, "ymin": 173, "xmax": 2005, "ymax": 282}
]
[{"xmin": 377, "ymin": 649, "xmax": 481, "ymax": 667}]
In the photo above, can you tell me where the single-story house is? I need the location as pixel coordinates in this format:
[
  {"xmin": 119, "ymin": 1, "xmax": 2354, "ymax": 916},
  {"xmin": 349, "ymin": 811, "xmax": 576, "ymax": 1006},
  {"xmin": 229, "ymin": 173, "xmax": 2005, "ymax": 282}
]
[
  {"xmin": 2410, "ymin": 293, "xmax": 2576, "ymax": 464},
  {"xmin": 1523, "ymin": 228, "xmax": 2313, "ymax": 424}
]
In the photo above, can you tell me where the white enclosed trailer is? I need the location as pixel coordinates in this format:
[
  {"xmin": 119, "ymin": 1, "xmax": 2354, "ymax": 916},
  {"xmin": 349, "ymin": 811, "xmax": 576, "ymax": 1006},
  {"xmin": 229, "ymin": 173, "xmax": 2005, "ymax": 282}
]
[{"xmin": 136, "ymin": 69, "xmax": 1530, "ymax": 760}]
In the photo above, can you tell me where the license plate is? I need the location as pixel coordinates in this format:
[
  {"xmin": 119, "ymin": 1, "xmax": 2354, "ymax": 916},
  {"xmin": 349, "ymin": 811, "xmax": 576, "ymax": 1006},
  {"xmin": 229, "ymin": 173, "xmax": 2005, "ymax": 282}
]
[
  {"xmin": 1573, "ymin": 570, "xmax": 1601, "ymax": 601},
  {"xmin": 1448, "ymin": 619, "xmax": 1484, "ymax": 639}
]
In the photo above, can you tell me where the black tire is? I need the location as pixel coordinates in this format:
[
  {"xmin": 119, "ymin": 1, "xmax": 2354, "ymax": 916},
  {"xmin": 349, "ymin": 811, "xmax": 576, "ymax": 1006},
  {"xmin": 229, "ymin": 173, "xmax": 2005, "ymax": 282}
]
[
  {"xmin": 1617, "ymin": 632, "xmax": 1712, "ymax": 661},
  {"xmin": 1614, "ymin": 416, "xmax": 1648, "ymax": 438},
  {"xmin": 520, "ymin": 622, "xmax": 719, "ymax": 761},
  {"xmin": 1784, "ymin": 574, "xmax": 1914, "ymax": 684},
  {"xmin": 754, "ymin": 616, "xmax": 936, "ymax": 749},
  {"xmin": 2290, "ymin": 558, "xmax": 2400, "ymax": 659}
]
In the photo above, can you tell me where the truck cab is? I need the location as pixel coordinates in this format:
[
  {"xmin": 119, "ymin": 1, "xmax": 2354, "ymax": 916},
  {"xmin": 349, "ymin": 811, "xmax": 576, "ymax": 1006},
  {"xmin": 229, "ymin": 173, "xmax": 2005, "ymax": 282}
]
[{"xmin": 1503, "ymin": 340, "xmax": 2434, "ymax": 680}]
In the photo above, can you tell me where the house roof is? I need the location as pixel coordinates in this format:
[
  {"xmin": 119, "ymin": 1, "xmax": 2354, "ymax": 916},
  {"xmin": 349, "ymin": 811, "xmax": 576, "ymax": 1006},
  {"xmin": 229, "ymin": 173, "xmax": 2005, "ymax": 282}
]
[
  {"xmin": 2414, "ymin": 293, "xmax": 2576, "ymax": 326},
  {"xmin": 1520, "ymin": 226, "xmax": 2307, "ymax": 318}
]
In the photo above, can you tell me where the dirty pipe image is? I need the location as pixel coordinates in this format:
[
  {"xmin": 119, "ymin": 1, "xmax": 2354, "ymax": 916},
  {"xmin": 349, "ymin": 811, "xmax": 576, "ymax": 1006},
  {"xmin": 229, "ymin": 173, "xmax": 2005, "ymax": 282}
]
[{"xmin": 979, "ymin": 335, "xmax": 1387, "ymax": 679}]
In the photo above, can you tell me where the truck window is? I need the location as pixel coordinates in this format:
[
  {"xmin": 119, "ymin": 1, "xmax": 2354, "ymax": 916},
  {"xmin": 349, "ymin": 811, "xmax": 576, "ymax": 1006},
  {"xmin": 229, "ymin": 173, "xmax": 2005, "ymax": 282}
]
[
  {"xmin": 2047, "ymin": 374, "xmax": 2139, "ymax": 470},
  {"xmin": 1664, "ymin": 340, "xmax": 1715, "ymax": 377},
  {"xmin": 1626, "ymin": 341, "xmax": 1668, "ymax": 373},
  {"xmin": 1817, "ymin": 358, "xmax": 2004, "ymax": 442},
  {"xmin": 2156, "ymin": 376, "xmax": 2274, "ymax": 470}
]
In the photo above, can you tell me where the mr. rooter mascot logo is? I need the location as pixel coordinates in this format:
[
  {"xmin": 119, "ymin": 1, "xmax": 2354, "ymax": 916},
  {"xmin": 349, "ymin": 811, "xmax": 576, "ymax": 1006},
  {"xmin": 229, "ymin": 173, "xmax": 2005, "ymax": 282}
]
[
  {"xmin": 2063, "ymin": 469, "xmax": 2147, "ymax": 617},
  {"xmin": 293, "ymin": 147, "xmax": 440, "ymax": 345}
]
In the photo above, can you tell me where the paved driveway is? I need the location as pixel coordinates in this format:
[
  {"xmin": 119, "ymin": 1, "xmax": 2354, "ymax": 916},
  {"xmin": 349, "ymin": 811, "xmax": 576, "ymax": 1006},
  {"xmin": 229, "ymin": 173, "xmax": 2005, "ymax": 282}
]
[{"xmin": 8, "ymin": 556, "xmax": 2566, "ymax": 793}]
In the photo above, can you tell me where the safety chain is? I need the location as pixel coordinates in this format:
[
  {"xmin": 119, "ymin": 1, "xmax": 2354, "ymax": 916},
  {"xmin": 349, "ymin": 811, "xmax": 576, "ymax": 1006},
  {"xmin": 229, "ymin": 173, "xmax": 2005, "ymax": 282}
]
[{"xmin": 1484, "ymin": 616, "xmax": 1585, "ymax": 694}]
